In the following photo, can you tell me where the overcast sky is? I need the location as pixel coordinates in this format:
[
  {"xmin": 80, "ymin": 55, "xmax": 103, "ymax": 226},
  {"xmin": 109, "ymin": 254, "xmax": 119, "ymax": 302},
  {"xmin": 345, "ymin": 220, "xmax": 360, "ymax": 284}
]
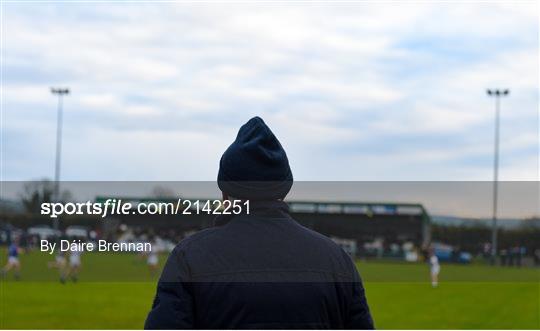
[{"xmin": 2, "ymin": 2, "xmax": 538, "ymax": 182}]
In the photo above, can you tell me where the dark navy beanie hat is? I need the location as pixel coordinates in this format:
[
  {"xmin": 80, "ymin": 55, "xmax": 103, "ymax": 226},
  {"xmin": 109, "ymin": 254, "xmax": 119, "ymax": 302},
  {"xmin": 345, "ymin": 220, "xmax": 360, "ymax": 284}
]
[{"xmin": 218, "ymin": 116, "xmax": 293, "ymax": 200}]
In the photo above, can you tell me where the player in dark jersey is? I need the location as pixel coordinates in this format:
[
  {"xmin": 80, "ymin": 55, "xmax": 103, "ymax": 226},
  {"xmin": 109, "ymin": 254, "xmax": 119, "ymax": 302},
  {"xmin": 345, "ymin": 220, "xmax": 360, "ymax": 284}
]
[{"xmin": 2, "ymin": 241, "xmax": 21, "ymax": 280}]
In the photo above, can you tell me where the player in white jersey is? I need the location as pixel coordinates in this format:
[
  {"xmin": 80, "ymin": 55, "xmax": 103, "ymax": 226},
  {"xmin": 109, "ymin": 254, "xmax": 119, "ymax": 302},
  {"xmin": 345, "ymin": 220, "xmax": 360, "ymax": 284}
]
[
  {"xmin": 146, "ymin": 238, "xmax": 159, "ymax": 276},
  {"xmin": 429, "ymin": 251, "xmax": 440, "ymax": 288},
  {"xmin": 48, "ymin": 250, "xmax": 67, "ymax": 283},
  {"xmin": 68, "ymin": 248, "xmax": 82, "ymax": 282}
]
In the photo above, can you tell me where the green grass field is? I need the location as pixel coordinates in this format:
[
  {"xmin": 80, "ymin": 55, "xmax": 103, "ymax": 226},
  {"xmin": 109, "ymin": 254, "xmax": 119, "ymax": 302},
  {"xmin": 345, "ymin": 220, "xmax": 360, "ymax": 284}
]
[{"xmin": 1, "ymin": 250, "xmax": 538, "ymax": 329}]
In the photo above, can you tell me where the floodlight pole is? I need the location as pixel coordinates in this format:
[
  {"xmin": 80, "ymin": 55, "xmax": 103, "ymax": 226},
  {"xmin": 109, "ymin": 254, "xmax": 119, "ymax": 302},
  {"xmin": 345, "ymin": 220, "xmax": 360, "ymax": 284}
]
[
  {"xmin": 51, "ymin": 87, "xmax": 70, "ymax": 230},
  {"xmin": 486, "ymin": 88, "xmax": 509, "ymax": 265}
]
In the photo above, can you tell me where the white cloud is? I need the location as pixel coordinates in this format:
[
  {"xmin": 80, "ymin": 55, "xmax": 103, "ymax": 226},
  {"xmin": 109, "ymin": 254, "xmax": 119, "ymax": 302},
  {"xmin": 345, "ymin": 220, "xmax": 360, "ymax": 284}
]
[{"xmin": 2, "ymin": 2, "xmax": 538, "ymax": 182}]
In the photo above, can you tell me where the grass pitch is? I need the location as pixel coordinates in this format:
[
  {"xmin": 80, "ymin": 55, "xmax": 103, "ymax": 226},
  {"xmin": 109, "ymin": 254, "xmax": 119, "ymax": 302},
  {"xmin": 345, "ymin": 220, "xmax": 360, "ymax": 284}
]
[{"xmin": 1, "ymin": 250, "xmax": 538, "ymax": 329}]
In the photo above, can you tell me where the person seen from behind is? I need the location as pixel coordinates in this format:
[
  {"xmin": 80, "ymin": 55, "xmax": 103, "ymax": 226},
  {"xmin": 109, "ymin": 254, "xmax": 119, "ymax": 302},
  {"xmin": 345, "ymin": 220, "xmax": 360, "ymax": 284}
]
[{"xmin": 145, "ymin": 116, "xmax": 374, "ymax": 329}]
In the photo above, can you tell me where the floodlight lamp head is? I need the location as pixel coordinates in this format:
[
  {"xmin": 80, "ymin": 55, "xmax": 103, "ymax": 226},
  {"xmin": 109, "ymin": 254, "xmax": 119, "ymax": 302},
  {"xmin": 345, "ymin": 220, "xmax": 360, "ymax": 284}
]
[{"xmin": 51, "ymin": 87, "xmax": 70, "ymax": 95}]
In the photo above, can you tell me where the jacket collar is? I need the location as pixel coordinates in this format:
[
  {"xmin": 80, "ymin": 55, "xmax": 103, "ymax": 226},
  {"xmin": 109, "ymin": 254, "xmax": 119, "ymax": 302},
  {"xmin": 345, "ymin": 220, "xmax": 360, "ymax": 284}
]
[{"xmin": 249, "ymin": 200, "xmax": 289, "ymax": 214}]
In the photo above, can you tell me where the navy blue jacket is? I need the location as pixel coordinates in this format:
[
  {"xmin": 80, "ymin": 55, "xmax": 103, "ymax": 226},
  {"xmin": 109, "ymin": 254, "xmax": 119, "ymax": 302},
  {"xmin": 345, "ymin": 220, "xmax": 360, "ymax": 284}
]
[{"xmin": 145, "ymin": 201, "xmax": 374, "ymax": 329}]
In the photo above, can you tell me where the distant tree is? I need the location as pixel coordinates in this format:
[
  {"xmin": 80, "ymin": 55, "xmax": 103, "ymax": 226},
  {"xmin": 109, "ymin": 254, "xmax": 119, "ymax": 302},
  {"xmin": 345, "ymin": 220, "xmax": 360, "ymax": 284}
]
[
  {"xmin": 520, "ymin": 217, "xmax": 540, "ymax": 230},
  {"xmin": 151, "ymin": 185, "xmax": 176, "ymax": 199},
  {"xmin": 19, "ymin": 179, "xmax": 72, "ymax": 213}
]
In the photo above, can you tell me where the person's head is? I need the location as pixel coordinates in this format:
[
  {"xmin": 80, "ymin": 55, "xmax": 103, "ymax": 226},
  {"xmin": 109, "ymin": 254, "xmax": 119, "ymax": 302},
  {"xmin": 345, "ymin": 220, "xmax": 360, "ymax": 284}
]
[{"xmin": 218, "ymin": 116, "xmax": 293, "ymax": 201}]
